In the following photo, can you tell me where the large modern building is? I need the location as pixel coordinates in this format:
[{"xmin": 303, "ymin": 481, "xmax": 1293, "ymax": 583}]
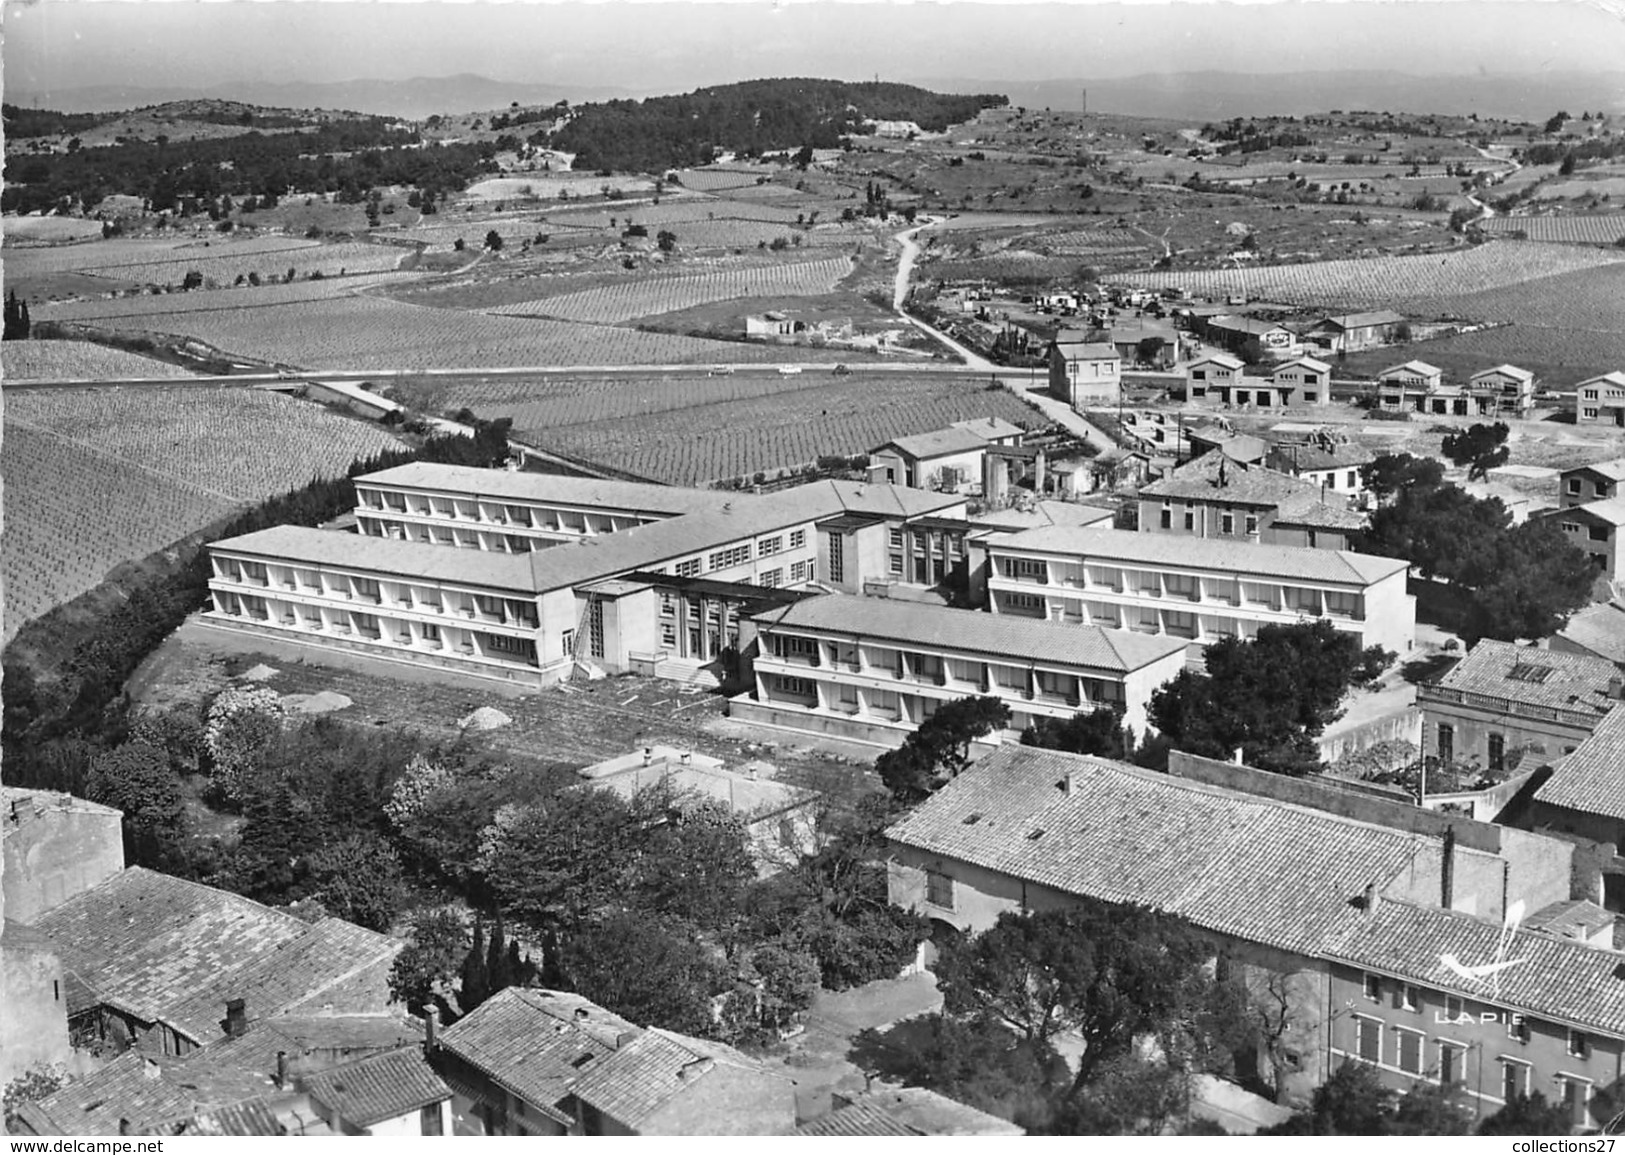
[
  {"xmin": 885, "ymin": 744, "xmax": 1617, "ymax": 1127},
  {"xmin": 737, "ymin": 592, "xmax": 1189, "ymax": 745},
  {"xmin": 204, "ymin": 466, "xmax": 966, "ymax": 688},
  {"xmin": 1377, "ymin": 363, "xmax": 1537, "ymax": 417},
  {"xmin": 980, "ymin": 525, "xmax": 1414, "ymax": 657}
]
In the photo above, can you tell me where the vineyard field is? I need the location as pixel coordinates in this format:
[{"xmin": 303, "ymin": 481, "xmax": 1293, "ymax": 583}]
[
  {"xmin": 3, "ymin": 235, "xmax": 318, "ymax": 277},
  {"xmin": 34, "ymin": 271, "xmax": 428, "ymax": 323},
  {"xmin": 533, "ymin": 375, "xmax": 1044, "ymax": 487},
  {"xmin": 542, "ymin": 198, "xmax": 808, "ymax": 228},
  {"xmin": 1, "ymin": 423, "xmax": 238, "ymax": 641},
  {"xmin": 489, "ymin": 256, "xmax": 853, "ymax": 322},
  {"xmin": 1121, "ymin": 243, "xmax": 1625, "ymax": 308},
  {"xmin": 3, "ymin": 217, "xmax": 108, "ymax": 244},
  {"xmin": 1, "ymin": 340, "xmax": 199, "ymax": 381},
  {"xmin": 671, "ymin": 169, "xmax": 777, "ymax": 192},
  {"xmin": 1480, "ymin": 216, "xmax": 1625, "ymax": 245},
  {"xmin": 7, "ymin": 387, "xmax": 404, "ymax": 503},
  {"xmin": 43, "ymin": 294, "xmax": 860, "ymax": 369},
  {"xmin": 67, "ymin": 241, "xmax": 408, "ymax": 287}
]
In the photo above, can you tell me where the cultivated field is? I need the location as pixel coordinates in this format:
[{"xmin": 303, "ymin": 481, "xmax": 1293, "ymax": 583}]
[
  {"xmin": 1121, "ymin": 242, "xmax": 1625, "ymax": 309},
  {"xmin": 3, "ymin": 235, "xmax": 317, "ymax": 276},
  {"xmin": 1, "ymin": 423, "xmax": 238, "ymax": 641},
  {"xmin": 3, "ymin": 216, "xmax": 108, "ymax": 244},
  {"xmin": 34, "ymin": 271, "xmax": 429, "ymax": 323},
  {"xmin": 408, "ymin": 373, "xmax": 1043, "ymax": 486},
  {"xmin": 40, "ymin": 294, "xmax": 858, "ymax": 370},
  {"xmin": 488, "ymin": 256, "xmax": 853, "ymax": 322},
  {"xmin": 1479, "ymin": 215, "xmax": 1625, "ymax": 245},
  {"xmin": 2, "ymin": 388, "xmax": 405, "ymax": 639},
  {"xmin": 1, "ymin": 340, "xmax": 199, "ymax": 381}
]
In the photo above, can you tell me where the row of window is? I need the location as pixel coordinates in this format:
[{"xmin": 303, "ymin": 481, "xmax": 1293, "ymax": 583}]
[{"xmin": 1360, "ymin": 973, "xmax": 1591, "ymax": 1056}]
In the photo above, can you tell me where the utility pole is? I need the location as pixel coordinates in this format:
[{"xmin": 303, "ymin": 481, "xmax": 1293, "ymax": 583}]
[{"xmin": 1081, "ymin": 88, "xmax": 1088, "ymax": 116}]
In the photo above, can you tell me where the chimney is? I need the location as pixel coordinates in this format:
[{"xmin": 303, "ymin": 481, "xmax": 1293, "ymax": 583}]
[
  {"xmin": 642, "ymin": 746, "xmax": 654, "ymax": 766},
  {"xmin": 1610, "ymin": 675, "xmax": 1624, "ymax": 701},
  {"xmin": 615, "ymin": 1030, "xmax": 638, "ymax": 1049},
  {"xmin": 575, "ymin": 1007, "xmax": 590, "ymax": 1021},
  {"xmin": 225, "ymin": 998, "xmax": 248, "ymax": 1039},
  {"xmin": 1441, "ymin": 826, "xmax": 1456, "ymax": 910},
  {"xmin": 424, "ymin": 1006, "xmax": 439, "ymax": 1053},
  {"xmin": 1233, "ymin": 746, "xmax": 1244, "ymax": 765},
  {"xmin": 1059, "ymin": 772, "xmax": 1076, "ymax": 796},
  {"xmin": 677, "ymin": 1057, "xmax": 715, "ymax": 1082},
  {"xmin": 1362, "ymin": 882, "xmax": 1381, "ymax": 916},
  {"xmin": 141, "ymin": 1057, "xmax": 161, "ymax": 1082},
  {"xmin": 275, "ymin": 1050, "xmax": 290, "ymax": 1090},
  {"xmin": 119, "ymin": 1118, "xmax": 132, "ymax": 1135}
]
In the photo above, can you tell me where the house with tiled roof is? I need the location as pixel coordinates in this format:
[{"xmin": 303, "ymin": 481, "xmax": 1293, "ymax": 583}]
[
  {"xmin": 25, "ymin": 868, "xmax": 400, "ymax": 1059},
  {"xmin": 870, "ymin": 418, "xmax": 1026, "ymax": 494},
  {"xmin": 1045, "ymin": 332, "xmax": 1122, "ymax": 408},
  {"xmin": 1266, "ymin": 433, "xmax": 1375, "ymax": 502},
  {"xmin": 1306, "ymin": 310, "xmax": 1406, "ymax": 354},
  {"xmin": 1417, "ymin": 640, "xmax": 1622, "ymax": 780},
  {"xmin": 796, "ymin": 1085, "xmax": 1023, "ymax": 1136},
  {"xmin": 558, "ymin": 1027, "xmax": 796, "ymax": 1135},
  {"xmin": 204, "ymin": 464, "xmax": 967, "ymax": 690},
  {"xmin": 1270, "ymin": 356, "xmax": 1335, "ymax": 406},
  {"xmin": 1469, "ymin": 364, "xmax": 1539, "ymax": 417},
  {"xmin": 983, "ymin": 524, "xmax": 1413, "ymax": 656},
  {"xmin": 1375, "ymin": 360, "xmax": 1445, "ymax": 412},
  {"xmin": 1549, "ymin": 601, "xmax": 1625, "ymax": 668},
  {"xmin": 10, "ymin": 1011, "xmax": 427, "ymax": 1137},
  {"xmin": 1560, "ymin": 456, "xmax": 1625, "ymax": 510},
  {"xmin": 1528, "ymin": 705, "xmax": 1625, "ymax": 911},
  {"xmin": 1576, "ymin": 372, "xmax": 1625, "ymax": 427},
  {"xmin": 303, "ymin": 1046, "xmax": 452, "ymax": 1136},
  {"xmin": 737, "ymin": 592, "xmax": 1189, "ymax": 745},
  {"xmin": 434, "ymin": 987, "xmax": 637, "ymax": 1136},
  {"xmin": 884, "ymin": 744, "xmax": 1619, "ymax": 1125},
  {"xmin": 1137, "ymin": 454, "xmax": 1366, "ymax": 551},
  {"xmin": 1204, "ymin": 314, "xmax": 1301, "ymax": 359},
  {"xmin": 1551, "ymin": 497, "xmax": 1625, "ymax": 581}
]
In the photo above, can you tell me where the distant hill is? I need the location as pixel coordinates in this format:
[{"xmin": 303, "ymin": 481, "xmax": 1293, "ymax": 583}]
[
  {"xmin": 5, "ymin": 75, "xmax": 634, "ymax": 120},
  {"xmin": 914, "ymin": 69, "xmax": 1625, "ymax": 124},
  {"xmin": 549, "ymin": 78, "xmax": 1008, "ymax": 172}
]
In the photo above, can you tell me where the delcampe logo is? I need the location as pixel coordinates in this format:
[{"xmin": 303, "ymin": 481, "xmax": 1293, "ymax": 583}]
[{"xmin": 1437, "ymin": 898, "xmax": 1528, "ymax": 1009}]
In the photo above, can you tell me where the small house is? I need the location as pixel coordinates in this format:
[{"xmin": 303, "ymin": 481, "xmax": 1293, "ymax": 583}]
[
  {"xmin": 1576, "ymin": 371, "xmax": 1625, "ymax": 426},
  {"xmin": 1307, "ymin": 310, "xmax": 1406, "ymax": 353},
  {"xmin": 1045, "ymin": 332, "xmax": 1121, "ymax": 408}
]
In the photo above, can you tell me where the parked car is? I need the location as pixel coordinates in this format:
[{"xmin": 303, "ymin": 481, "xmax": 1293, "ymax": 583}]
[{"xmin": 833, "ymin": 364, "xmax": 851, "ymax": 375}]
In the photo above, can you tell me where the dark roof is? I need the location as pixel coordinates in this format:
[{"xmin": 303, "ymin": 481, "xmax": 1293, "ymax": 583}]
[
  {"xmin": 1536, "ymin": 704, "xmax": 1625, "ymax": 820},
  {"xmin": 1565, "ymin": 457, "xmax": 1625, "ymax": 484},
  {"xmin": 302, "ymin": 1048, "xmax": 449, "ymax": 1128},
  {"xmin": 752, "ymin": 593, "xmax": 1189, "ymax": 673},
  {"xmin": 17, "ymin": 1051, "xmax": 277, "ymax": 1136},
  {"xmin": 565, "ymin": 1027, "xmax": 790, "ymax": 1135},
  {"xmin": 436, "ymin": 988, "xmax": 631, "ymax": 1121},
  {"xmin": 875, "ymin": 426, "xmax": 995, "ymax": 461},
  {"xmin": 1142, "ymin": 454, "xmax": 1345, "ymax": 513}
]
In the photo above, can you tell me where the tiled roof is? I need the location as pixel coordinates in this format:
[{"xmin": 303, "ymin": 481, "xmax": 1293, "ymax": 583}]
[
  {"xmin": 1470, "ymin": 364, "xmax": 1535, "ymax": 384},
  {"xmin": 18, "ymin": 1051, "xmax": 278, "ymax": 1136},
  {"xmin": 356, "ymin": 463, "xmax": 724, "ymax": 518},
  {"xmin": 884, "ymin": 745, "xmax": 1423, "ymax": 957},
  {"xmin": 877, "ymin": 426, "xmax": 995, "ymax": 460},
  {"xmin": 1535, "ymin": 704, "xmax": 1625, "ymax": 820},
  {"xmin": 1554, "ymin": 601, "xmax": 1625, "ymax": 663},
  {"xmin": 1142, "ymin": 455, "xmax": 1329, "ymax": 509},
  {"xmin": 949, "ymin": 417, "xmax": 1024, "ymax": 441},
  {"xmin": 1272, "ymin": 501, "xmax": 1369, "ymax": 532},
  {"xmin": 1273, "ymin": 356, "xmax": 1333, "ymax": 374},
  {"xmin": 993, "ymin": 524, "xmax": 1405, "ymax": 586},
  {"xmin": 214, "ymin": 480, "xmax": 965, "ymax": 598},
  {"xmin": 165, "ymin": 918, "xmax": 401, "ymax": 1045},
  {"xmin": 1319, "ymin": 310, "xmax": 1406, "ymax": 330},
  {"xmin": 1566, "ymin": 496, "xmax": 1625, "ymax": 526},
  {"xmin": 1270, "ymin": 441, "xmax": 1375, "ymax": 472},
  {"xmin": 1431, "ymin": 639, "xmax": 1618, "ymax": 717},
  {"xmin": 565, "ymin": 1027, "xmax": 781, "ymax": 1134},
  {"xmin": 796, "ymin": 1100, "xmax": 921, "ymax": 1136},
  {"xmin": 27, "ymin": 868, "xmax": 307, "ymax": 1026},
  {"xmin": 829, "ymin": 1086, "xmax": 1024, "ymax": 1135},
  {"xmin": 753, "ymin": 593, "xmax": 1190, "ymax": 673},
  {"xmin": 1323, "ymin": 899, "xmax": 1625, "ymax": 1036},
  {"xmin": 1189, "ymin": 353, "xmax": 1244, "ymax": 370},
  {"xmin": 302, "ymin": 1047, "xmax": 449, "ymax": 1128},
  {"xmin": 1378, "ymin": 360, "xmax": 1442, "ymax": 378},
  {"xmin": 436, "ymin": 988, "xmax": 629, "ymax": 1120},
  {"xmin": 1566, "ymin": 456, "xmax": 1625, "ymax": 483},
  {"xmin": 212, "ymin": 524, "xmax": 540, "ymax": 593},
  {"xmin": 1523, "ymin": 899, "xmax": 1616, "ymax": 943}
]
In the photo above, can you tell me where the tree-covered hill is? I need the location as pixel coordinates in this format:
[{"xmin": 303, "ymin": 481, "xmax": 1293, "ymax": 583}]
[{"xmin": 548, "ymin": 78, "xmax": 1008, "ymax": 172}]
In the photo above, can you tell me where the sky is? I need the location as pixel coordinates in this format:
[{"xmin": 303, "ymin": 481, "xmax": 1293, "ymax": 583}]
[{"xmin": 5, "ymin": 0, "xmax": 1624, "ymax": 101}]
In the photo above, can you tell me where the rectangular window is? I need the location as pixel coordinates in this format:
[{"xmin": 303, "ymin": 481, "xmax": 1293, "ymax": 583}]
[
  {"xmin": 1363, "ymin": 973, "xmax": 1382, "ymax": 1002},
  {"xmin": 828, "ymin": 533, "xmax": 845, "ymax": 583},
  {"xmin": 1562, "ymin": 1078, "xmax": 1590, "ymax": 1127},
  {"xmin": 708, "ymin": 544, "xmax": 752, "ymax": 571},
  {"xmin": 1401, "ymin": 984, "xmax": 1421, "ymax": 1013},
  {"xmin": 1221, "ymin": 512, "xmax": 1235, "ymax": 535},
  {"xmin": 775, "ymin": 675, "xmax": 814, "ymax": 697},
  {"xmin": 1395, "ymin": 1029, "xmax": 1424, "ymax": 1075},
  {"xmin": 759, "ymin": 535, "xmax": 783, "ymax": 556},
  {"xmin": 1590, "ymin": 526, "xmax": 1611, "ymax": 542},
  {"xmin": 1438, "ymin": 1042, "xmax": 1464, "ymax": 1086},
  {"xmin": 675, "ymin": 558, "xmax": 701, "ymax": 579},
  {"xmin": 1003, "ymin": 591, "xmax": 1045, "ymax": 615},
  {"xmin": 759, "ymin": 568, "xmax": 782, "ymax": 588},
  {"xmin": 789, "ymin": 529, "xmax": 807, "ymax": 550},
  {"xmin": 1569, "ymin": 1030, "xmax": 1590, "ymax": 1059},
  {"xmin": 925, "ymin": 869, "xmax": 955, "ymax": 910},
  {"xmin": 1502, "ymin": 1061, "xmax": 1530, "ymax": 1102},
  {"xmin": 1347, "ymin": 471, "xmax": 1357, "ymax": 488},
  {"xmin": 1244, "ymin": 514, "xmax": 1259, "ymax": 535},
  {"xmin": 1568, "ymin": 478, "xmax": 1584, "ymax": 494},
  {"xmin": 1183, "ymin": 509, "xmax": 1195, "ymax": 530},
  {"xmin": 1356, "ymin": 1017, "xmax": 1381, "ymax": 1063},
  {"xmin": 890, "ymin": 552, "xmax": 904, "ymax": 576},
  {"xmin": 1160, "ymin": 506, "xmax": 1172, "ymax": 529},
  {"xmin": 420, "ymin": 1104, "xmax": 444, "ymax": 1136},
  {"xmin": 1437, "ymin": 723, "xmax": 1454, "ymax": 765},
  {"xmin": 890, "ymin": 528, "xmax": 905, "ymax": 548},
  {"xmin": 421, "ymin": 622, "xmax": 440, "ymax": 643},
  {"xmin": 1488, "ymin": 732, "xmax": 1505, "ymax": 773},
  {"xmin": 790, "ymin": 560, "xmax": 812, "ymax": 583},
  {"xmin": 1508, "ymin": 1016, "xmax": 1531, "ymax": 1044},
  {"xmin": 1445, "ymin": 995, "xmax": 1464, "ymax": 1023},
  {"xmin": 1000, "ymin": 557, "xmax": 1049, "ymax": 583},
  {"xmin": 561, "ymin": 629, "xmax": 575, "ymax": 655}
]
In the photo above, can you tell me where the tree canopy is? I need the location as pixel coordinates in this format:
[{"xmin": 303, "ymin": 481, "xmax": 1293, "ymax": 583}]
[
  {"xmin": 1148, "ymin": 620, "xmax": 1390, "ymax": 775},
  {"xmin": 1442, "ymin": 422, "xmax": 1511, "ymax": 480},
  {"xmin": 876, "ymin": 695, "xmax": 1010, "ymax": 803}
]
